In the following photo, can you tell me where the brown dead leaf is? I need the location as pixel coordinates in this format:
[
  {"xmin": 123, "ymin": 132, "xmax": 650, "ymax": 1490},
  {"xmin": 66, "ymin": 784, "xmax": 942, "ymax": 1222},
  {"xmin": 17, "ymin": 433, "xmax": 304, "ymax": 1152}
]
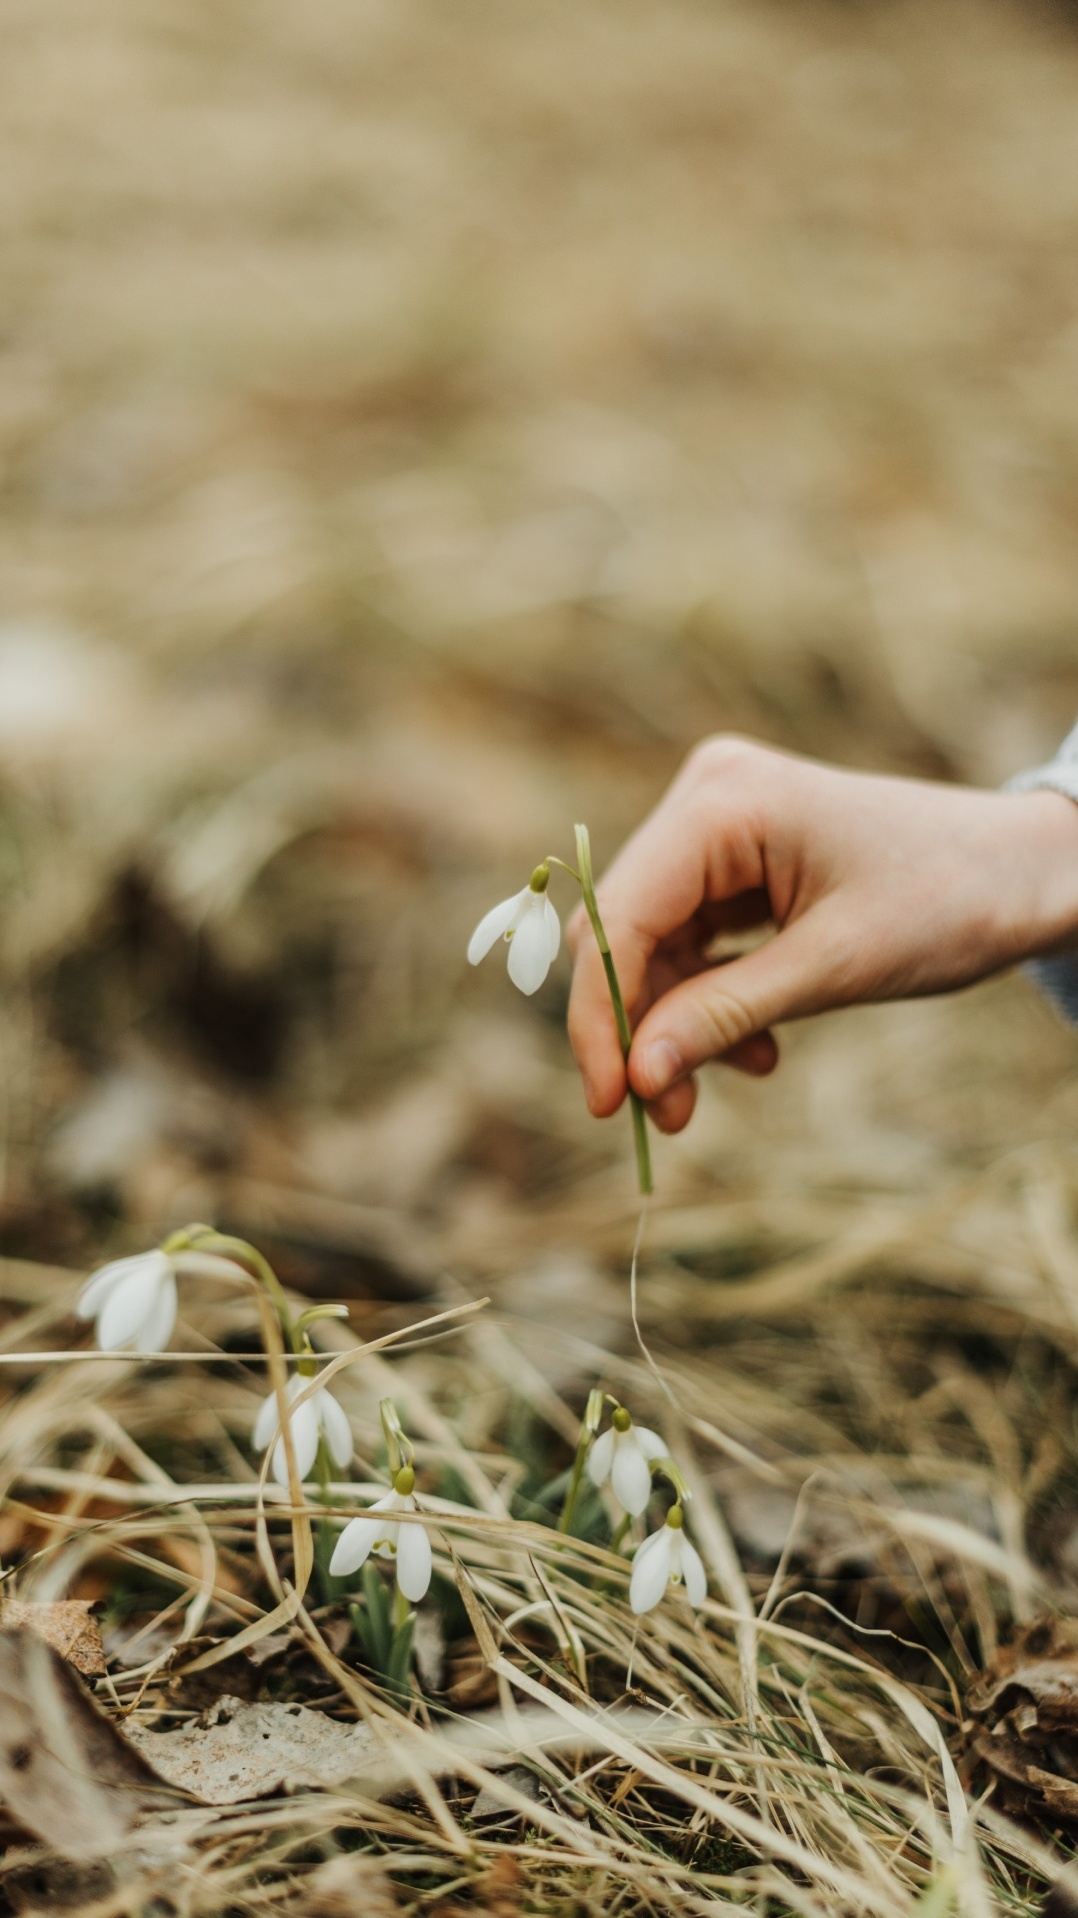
[
  {"xmin": 0, "ymin": 1601, "xmax": 106, "ymax": 1676},
  {"xmin": 0, "ymin": 1628, "xmax": 184, "ymax": 1857},
  {"xmin": 968, "ymin": 1616, "xmax": 1078, "ymax": 1821},
  {"xmin": 0, "ymin": 1854, "xmax": 115, "ymax": 1912},
  {"xmin": 968, "ymin": 1616, "xmax": 1078, "ymax": 1726},
  {"xmin": 125, "ymin": 1693, "xmax": 379, "ymax": 1805},
  {"xmin": 444, "ymin": 1646, "xmax": 498, "ymax": 1711}
]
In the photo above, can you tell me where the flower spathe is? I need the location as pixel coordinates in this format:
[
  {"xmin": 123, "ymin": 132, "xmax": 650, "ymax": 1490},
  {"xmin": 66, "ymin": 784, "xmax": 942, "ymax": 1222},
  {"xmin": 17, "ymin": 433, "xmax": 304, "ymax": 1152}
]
[
  {"xmin": 630, "ymin": 1506, "xmax": 707, "ymax": 1616},
  {"xmin": 588, "ymin": 1406, "xmax": 665, "ymax": 1516},
  {"xmin": 467, "ymin": 866, "xmax": 561, "ymax": 996},
  {"xmin": 329, "ymin": 1466, "xmax": 432, "ymax": 1603},
  {"xmin": 77, "ymin": 1248, "xmax": 178, "ymax": 1353},
  {"xmin": 253, "ymin": 1372, "xmax": 353, "ymax": 1487}
]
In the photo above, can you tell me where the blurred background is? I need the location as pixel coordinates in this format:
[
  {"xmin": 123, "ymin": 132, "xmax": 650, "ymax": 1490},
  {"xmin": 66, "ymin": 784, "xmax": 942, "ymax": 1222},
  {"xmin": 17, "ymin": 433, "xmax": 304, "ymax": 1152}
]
[{"xmin": 2, "ymin": 0, "xmax": 1078, "ymax": 1334}]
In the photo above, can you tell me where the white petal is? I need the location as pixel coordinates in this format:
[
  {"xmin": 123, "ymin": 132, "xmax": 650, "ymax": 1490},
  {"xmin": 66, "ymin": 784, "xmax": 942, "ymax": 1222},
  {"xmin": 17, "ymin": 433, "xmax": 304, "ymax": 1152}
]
[
  {"xmin": 134, "ymin": 1272, "xmax": 177, "ymax": 1353},
  {"xmin": 96, "ymin": 1261, "xmax": 159, "ymax": 1349},
  {"xmin": 329, "ymin": 1514, "xmax": 380, "ymax": 1577},
  {"xmin": 467, "ymin": 890, "xmax": 528, "ymax": 966},
  {"xmin": 77, "ymin": 1249, "xmax": 167, "ymax": 1320},
  {"xmin": 253, "ymin": 1391, "xmax": 278, "ymax": 1451},
  {"xmin": 507, "ymin": 896, "xmax": 554, "ymax": 994},
  {"xmin": 328, "ymin": 1493, "xmax": 397, "ymax": 1576},
  {"xmin": 290, "ymin": 1395, "xmax": 322, "ymax": 1480},
  {"xmin": 318, "ymin": 1389, "xmax": 353, "ymax": 1469},
  {"xmin": 611, "ymin": 1436, "xmax": 653, "ymax": 1517},
  {"xmin": 543, "ymin": 895, "xmax": 561, "ymax": 962},
  {"xmin": 630, "ymin": 1529, "xmax": 672, "ymax": 1615},
  {"xmin": 679, "ymin": 1537, "xmax": 708, "ymax": 1607},
  {"xmin": 587, "ymin": 1428, "xmax": 614, "ymax": 1487},
  {"xmin": 635, "ymin": 1427, "xmax": 666, "ymax": 1463},
  {"xmin": 396, "ymin": 1510, "xmax": 433, "ymax": 1602}
]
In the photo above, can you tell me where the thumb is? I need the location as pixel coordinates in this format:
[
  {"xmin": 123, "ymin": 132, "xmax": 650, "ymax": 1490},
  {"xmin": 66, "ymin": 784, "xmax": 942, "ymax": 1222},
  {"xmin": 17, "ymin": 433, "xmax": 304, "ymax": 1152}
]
[{"xmin": 627, "ymin": 915, "xmax": 839, "ymax": 1099}]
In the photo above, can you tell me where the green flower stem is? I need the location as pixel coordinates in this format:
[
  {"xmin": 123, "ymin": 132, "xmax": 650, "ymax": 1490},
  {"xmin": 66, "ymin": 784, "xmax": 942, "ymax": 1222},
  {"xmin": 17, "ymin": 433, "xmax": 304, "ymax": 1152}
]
[
  {"xmin": 314, "ymin": 1437, "xmax": 336, "ymax": 1603},
  {"xmin": 573, "ymin": 824, "xmax": 653, "ymax": 1196},
  {"xmin": 167, "ymin": 1225, "xmax": 299, "ymax": 1351},
  {"xmin": 610, "ymin": 1513, "xmax": 631, "ymax": 1554},
  {"xmin": 557, "ymin": 1415, "xmax": 597, "ymax": 1536}
]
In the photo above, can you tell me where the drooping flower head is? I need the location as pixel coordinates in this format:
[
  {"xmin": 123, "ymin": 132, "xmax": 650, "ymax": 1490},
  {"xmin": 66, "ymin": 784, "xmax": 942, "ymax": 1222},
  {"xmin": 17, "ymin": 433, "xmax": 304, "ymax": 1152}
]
[
  {"xmin": 630, "ymin": 1505, "xmax": 707, "ymax": 1616},
  {"xmin": 588, "ymin": 1404, "xmax": 665, "ymax": 1517},
  {"xmin": 77, "ymin": 1248, "xmax": 178, "ymax": 1353},
  {"xmin": 467, "ymin": 864, "xmax": 561, "ymax": 996},
  {"xmin": 329, "ymin": 1464, "xmax": 432, "ymax": 1603},
  {"xmin": 253, "ymin": 1371, "xmax": 353, "ymax": 1488}
]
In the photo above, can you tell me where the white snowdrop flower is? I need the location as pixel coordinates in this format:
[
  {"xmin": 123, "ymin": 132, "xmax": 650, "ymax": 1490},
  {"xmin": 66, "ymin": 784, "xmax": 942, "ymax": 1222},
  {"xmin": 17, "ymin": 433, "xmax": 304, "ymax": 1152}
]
[
  {"xmin": 253, "ymin": 1372, "xmax": 354, "ymax": 1488},
  {"xmin": 467, "ymin": 864, "xmax": 561, "ymax": 996},
  {"xmin": 76, "ymin": 1248, "xmax": 178, "ymax": 1354},
  {"xmin": 328, "ymin": 1465, "xmax": 432, "ymax": 1603},
  {"xmin": 630, "ymin": 1506, "xmax": 707, "ymax": 1616},
  {"xmin": 588, "ymin": 1405, "xmax": 665, "ymax": 1517}
]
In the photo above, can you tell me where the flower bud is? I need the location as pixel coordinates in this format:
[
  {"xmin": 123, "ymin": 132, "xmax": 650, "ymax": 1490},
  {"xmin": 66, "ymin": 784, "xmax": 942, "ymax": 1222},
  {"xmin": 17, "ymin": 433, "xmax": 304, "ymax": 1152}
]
[{"xmin": 584, "ymin": 1386, "xmax": 605, "ymax": 1435}]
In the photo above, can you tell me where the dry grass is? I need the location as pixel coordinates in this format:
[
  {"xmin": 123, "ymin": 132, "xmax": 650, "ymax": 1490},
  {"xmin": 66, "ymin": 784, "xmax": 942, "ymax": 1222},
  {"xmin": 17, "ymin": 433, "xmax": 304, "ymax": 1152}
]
[
  {"xmin": 3, "ymin": 0, "xmax": 1078, "ymax": 1910},
  {"xmin": 4, "ymin": 1190, "xmax": 1078, "ymax": 1916}
]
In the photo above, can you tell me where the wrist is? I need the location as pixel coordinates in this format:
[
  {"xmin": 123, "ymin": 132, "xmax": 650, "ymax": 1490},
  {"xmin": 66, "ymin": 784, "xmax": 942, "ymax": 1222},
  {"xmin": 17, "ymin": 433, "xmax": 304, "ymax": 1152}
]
[{"xmin": 1007, "ymin": 790, "xmax": 1078, "ymax": 960}]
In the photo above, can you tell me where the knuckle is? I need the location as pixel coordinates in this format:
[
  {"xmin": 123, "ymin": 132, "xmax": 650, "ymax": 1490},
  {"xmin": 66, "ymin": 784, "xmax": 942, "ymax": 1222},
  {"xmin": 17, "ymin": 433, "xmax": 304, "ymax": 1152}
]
[
  {"xmin": 693, "ymin": 983, "xmax": 755, "ymax": 1056},
  {"xmin": 684, "ymin": 733, "xmax": 762, "ymax": 787}
]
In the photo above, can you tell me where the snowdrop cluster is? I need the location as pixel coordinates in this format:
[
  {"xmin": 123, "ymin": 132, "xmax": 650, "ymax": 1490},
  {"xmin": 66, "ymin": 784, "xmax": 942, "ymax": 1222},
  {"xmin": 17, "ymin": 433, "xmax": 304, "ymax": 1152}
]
[
  {"xmin": 77, "ymin": 1234, "xmax": 357, "ymax": 1496},
  {"xmin": 73, "ymin": 1227, "xmax": 698, "ymax": 1649},
  {"xmin": 586, "ymin": 1400, "xmax": 707, "ymax": 1616}
]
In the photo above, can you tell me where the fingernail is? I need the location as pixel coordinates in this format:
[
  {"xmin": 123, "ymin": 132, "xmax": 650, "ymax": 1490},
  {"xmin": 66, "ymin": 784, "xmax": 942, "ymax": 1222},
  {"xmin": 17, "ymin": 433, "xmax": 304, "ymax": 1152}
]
[
  {"xmin": 582, "ymin": 1074, "xmax": 597, "ymax": 1112},
  {"xmin": 639, "ymin": 1039, "xmax": 683, "ymax": 1095}
]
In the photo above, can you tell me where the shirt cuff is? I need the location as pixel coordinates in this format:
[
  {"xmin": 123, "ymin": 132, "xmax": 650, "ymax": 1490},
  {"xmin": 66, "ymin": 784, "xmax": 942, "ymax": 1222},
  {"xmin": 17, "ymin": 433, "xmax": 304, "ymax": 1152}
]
[
  {"xmin": 1006, "ymin": 717, "xmax": 1078, "ymax": 805},
  {"xmin": 1006, "ymin": 721, "xmax": 1078, "ymax": 1024}
]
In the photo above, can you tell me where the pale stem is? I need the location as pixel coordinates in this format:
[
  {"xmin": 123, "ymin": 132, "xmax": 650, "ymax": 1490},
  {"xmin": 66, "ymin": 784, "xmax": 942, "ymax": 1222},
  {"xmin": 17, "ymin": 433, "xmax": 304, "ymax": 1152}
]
[
  {"xmin": 168, "ymin": 1225, "xmax": 299, "ymax": 1352},
  {"xmin": 557, "ymin": 1421, "xmax": 594, "ymax": 1536},
  {"xmin": 314, "ymin": 1437, "xmax": 336, "ymax": 1602},
  {"xmin": 572, "ymin": 824, "xmax": 653, "ymax": 1196}
]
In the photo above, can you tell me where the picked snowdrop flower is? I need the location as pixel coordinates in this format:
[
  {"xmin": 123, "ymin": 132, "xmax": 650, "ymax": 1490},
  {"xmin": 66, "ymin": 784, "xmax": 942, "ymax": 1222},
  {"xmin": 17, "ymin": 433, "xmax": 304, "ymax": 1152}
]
[
  {"xmin": 77, "ymin": 1248, "xmax": 178, "ymax": 1353},
  {"xmin": 630, "ymin": 1505, "xmax": 707, "ymax": 1616},
  {"xmin": 328, "ymin": 1465, "xmax": 432, "ymax": 1603},
  {"xmin": 253, "ymin": 1372, "xmax": 353, "ymax": 1488},
  {"xmin": 588, "ymin": 1404, "xmax": 665, "ymax": 1517},
  {"xmin": 467, "ymin": 863, "xmax": 561, "ymax": 996}
]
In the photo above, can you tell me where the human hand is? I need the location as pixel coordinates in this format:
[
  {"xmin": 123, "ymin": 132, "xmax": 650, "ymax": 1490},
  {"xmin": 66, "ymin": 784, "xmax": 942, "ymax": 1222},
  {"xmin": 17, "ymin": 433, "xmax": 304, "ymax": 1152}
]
[{"xmin": 567, "ymin": 736, "xmax": 1078, "ymax": 1135}]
